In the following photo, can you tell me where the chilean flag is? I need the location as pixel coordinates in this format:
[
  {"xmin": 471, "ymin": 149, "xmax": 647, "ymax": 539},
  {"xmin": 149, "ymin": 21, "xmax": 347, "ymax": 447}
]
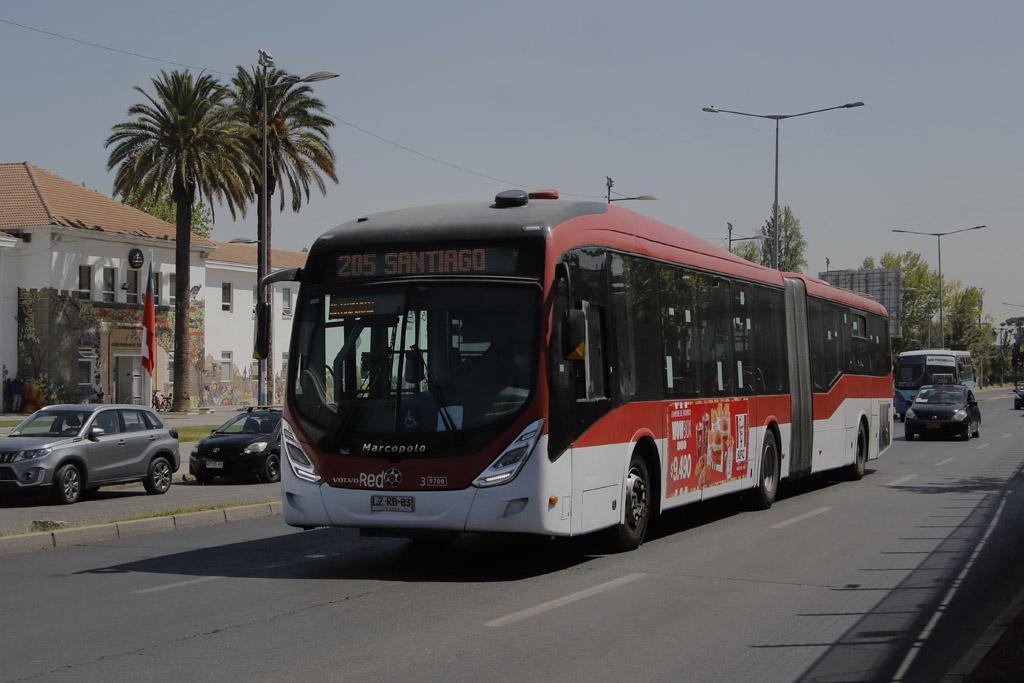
[{"xmin": 140, "ymin": 261, "xmax": 156, "ymax": 375}]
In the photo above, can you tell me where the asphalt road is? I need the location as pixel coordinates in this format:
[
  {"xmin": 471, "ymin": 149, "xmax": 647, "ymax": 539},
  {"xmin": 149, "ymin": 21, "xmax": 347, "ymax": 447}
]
[{"xmin": 1, "ymin": 392, "xmax": 1022, "ymax": 682}]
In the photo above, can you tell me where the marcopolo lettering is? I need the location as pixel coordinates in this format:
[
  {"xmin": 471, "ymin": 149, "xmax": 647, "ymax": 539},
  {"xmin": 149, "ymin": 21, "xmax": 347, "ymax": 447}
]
[{"xmin": 361, "ymin": 442, "xmax": 427, "ymax": 455}]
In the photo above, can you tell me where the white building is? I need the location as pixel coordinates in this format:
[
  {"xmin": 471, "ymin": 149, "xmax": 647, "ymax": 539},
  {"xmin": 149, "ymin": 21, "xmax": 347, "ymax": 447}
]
[
  {"xmin": 0, "ymin": 162, "xmax": 303, "ymax": 410},
  {"xmin": 203, "ymin": 240, "xmax": 305, "ymax": 406}
]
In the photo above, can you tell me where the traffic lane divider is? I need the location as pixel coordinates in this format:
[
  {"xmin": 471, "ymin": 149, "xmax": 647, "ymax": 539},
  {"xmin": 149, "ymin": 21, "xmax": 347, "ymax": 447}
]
[{"xmin": 0, "ymin": 501, "xmax": 283, "ymax": 556}]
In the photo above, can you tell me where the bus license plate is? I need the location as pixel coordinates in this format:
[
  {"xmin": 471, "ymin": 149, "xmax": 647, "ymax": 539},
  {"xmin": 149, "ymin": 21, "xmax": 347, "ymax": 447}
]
[{"xmin": 371, "ymin": 495, "xmax": 415, "ymax": 513}]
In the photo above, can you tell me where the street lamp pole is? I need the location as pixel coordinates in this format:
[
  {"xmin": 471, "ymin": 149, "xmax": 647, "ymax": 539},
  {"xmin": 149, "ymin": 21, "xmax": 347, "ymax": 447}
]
[
  {"xmin": 606, "ymin": 176, "xmax": 656, "ymax": 203},
  {"xmin": 702, "ymin": 101, "xmax": 864, "ymax": 270},
  {"xmin": 257, "ymin": 49, "xmax": 272, "ymax": 406},
  {"xmin": 254, "ymin": 49, "xmax": 338, "ymax": 405},
  {"xmin": 726, "ymin": 221, "xmax": 767, "ymax": 253},
  {"xmin": 891, "ymin": 225, "xmax": 986, "ymax": 349}
]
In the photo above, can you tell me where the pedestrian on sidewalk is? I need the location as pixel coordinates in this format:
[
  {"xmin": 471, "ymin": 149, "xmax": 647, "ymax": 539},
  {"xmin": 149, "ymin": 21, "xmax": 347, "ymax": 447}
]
[
  {"xmin": 11, "ymin": 374, "xmax": 23, "ymax": 413},
  {"xmin": 89, "ymin": 374, "xmax": 104, "ymax": 404}
]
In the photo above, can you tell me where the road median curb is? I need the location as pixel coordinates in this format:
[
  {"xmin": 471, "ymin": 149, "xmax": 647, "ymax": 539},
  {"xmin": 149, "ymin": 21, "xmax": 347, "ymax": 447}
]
[{"xmin": 0, "ymin": 500, "xmax": 281, "ymax": 556}]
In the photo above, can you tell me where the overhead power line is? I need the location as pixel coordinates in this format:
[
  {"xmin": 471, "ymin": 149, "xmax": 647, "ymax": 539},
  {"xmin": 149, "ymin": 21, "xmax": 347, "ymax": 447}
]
[{"xmin": 0, "ymin": 16, "xmax": 603, "ymax": 199}]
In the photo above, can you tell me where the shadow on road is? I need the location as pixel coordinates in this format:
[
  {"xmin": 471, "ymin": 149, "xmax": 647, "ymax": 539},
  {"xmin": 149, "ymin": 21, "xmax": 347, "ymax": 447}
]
[
  {"xmin": 77, "ymin": 526, "xmax": 598, "ymax": 583},
  {"xmin": 782, "ymin": 459, "xmax": 1024, "ymax": 681}
]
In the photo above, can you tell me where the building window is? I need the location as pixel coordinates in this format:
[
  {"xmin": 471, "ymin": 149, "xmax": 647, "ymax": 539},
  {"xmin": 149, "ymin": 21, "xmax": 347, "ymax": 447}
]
[
  {"xmin": 77, "ymin": 265, "xmax": 92, "ymax": 300},
  {"xmin": 222, "ymin": 282, "xmax": 233, "ymax": 312},
  {"xmin": 282, "ymin": 287, "xmax": 292, "ymax": 317},
  {"xmin": 126, "ymin": 269, "xmax": 140, "ymax": 304},
  {"xmin": 281, "ymin": 352, "xmax": 289, "ymax": 382},
  {"xmin": 102, "ymin": 267, "xmax": 116, "ymax": 303},
  {"xmin": 169, "ymin": 273, "xmax": 176, "ymax": 306},
  {"xmin": 77, "ymin": 348, "xmax": 97, "ymax": 386},
  {"xmin": 153, "ymin": 272, "xmax": 161, "ymax": 305},
  {"xmin": 220, "ymin": 351, "xmax": 233, "ymax": 382}
]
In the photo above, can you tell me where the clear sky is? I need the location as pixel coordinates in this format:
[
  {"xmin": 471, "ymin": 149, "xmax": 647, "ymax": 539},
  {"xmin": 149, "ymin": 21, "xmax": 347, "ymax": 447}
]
[{"xmin": 2, "ymin": 1, "xmax": 1020, "ymax": 325}]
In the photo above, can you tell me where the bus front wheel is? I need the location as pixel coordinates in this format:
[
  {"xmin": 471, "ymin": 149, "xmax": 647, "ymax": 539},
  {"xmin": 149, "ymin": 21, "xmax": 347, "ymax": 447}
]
[
  {"xmin": 605, "ymin": 453, "xmax": 651, "ymax": 553},
  {"xmin": 751, "ymin": 431, "xmax": 779, "ymax": 510}
]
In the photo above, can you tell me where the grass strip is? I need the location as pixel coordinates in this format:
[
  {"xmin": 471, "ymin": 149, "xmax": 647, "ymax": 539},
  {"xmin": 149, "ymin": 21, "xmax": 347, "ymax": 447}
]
[{"xmin": 173, "ymin": 425, "xmax": 222, "ymax": 443}]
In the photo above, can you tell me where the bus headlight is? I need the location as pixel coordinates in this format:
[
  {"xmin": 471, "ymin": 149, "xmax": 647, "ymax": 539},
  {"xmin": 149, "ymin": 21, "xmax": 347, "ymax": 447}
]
[
  {"xmin": 473, "ymin": 418, "xmax": 545, "ymax": 488},
  {"xmin": 280, "ymin": 420, "xmax": 322, "ymax": 484}
]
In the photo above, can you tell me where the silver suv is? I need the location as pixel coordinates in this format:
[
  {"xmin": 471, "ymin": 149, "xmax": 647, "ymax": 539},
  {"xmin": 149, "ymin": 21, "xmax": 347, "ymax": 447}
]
[{"xmin": 0, "ymin": 404, "xmax": 180, "ymax": 504}]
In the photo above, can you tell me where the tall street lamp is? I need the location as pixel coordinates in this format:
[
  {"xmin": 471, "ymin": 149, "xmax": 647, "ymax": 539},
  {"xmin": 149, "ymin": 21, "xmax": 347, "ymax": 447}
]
[
  {"xmin": 606, "ymin": 176, "xmax": 657, "ymax": 203},
  {"xmin": 702, "ymin": 101, "xmax": 864, "ymax": 270},
  {"xmin": 726, "ymin": 221, "xmax": 768, "ymax": 253},
  {"xmin": 256, "ymin": 49, "xmax": 338, "ymax": 405},
  {"xmin": 891, "ymin": 225, "xmax": 987, "ymax": 349}
]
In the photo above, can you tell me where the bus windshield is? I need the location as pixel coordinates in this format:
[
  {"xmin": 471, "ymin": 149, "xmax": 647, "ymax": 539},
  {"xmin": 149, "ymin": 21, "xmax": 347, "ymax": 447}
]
[
  {"xmin": 291, "ymin": 283, "xmax": 539, "ymax": 437},
  {"xmin": 894, "ymin": 355, "xmax": 957, "ymax": 389}
]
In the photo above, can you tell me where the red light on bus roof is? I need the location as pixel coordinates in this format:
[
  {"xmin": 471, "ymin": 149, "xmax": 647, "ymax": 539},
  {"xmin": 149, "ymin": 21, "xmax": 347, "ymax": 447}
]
[{"xmin": 528, "ymin": 189, "xmax": 559, "ymax": 200}]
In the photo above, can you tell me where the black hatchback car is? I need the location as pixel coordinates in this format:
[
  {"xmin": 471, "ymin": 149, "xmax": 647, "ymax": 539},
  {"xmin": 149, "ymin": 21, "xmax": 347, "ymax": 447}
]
[
  {"xmin": 904, "ymin": 385, "xmax": 981, "ymax": 441},
  {"xmin": 189, "ymin": 409, "xmax": 281, "ymax": 483}
]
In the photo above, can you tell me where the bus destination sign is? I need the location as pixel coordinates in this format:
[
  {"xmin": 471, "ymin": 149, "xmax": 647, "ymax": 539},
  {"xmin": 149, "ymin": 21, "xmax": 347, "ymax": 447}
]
[{"xmin": 335, "ymin": 247, "xmax": 521, "ymax": 279}]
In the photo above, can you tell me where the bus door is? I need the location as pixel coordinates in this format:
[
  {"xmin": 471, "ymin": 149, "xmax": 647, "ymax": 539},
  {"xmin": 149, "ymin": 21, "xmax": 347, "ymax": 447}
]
[{"xmin": 784, "ymin": 278, "xmax": 813, "ymax": 477}]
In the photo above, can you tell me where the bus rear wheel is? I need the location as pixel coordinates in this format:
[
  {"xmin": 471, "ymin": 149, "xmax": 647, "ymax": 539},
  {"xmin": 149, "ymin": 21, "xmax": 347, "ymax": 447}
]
[
  {"xmin": 751, "ymin": 431, "xmax": 779, "ymax": 510},
  {"xmin": 605, "ymin": 453, "xmax": 651, "ymax": 553},
  {"xmin": 845, "ymin": 423, "xmax": 867, "ymax": 481}
]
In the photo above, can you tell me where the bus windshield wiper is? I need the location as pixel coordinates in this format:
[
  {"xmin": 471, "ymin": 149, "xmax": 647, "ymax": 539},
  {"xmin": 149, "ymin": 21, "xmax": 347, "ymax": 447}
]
[{"xmin": 408, "ymin": 343, "xmax": 461, "ymax": 443}]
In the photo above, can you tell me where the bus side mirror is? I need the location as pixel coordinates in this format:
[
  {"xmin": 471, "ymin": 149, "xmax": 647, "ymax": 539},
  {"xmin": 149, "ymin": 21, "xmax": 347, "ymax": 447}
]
[
  {"xmin": 253, "ymin": 301, "xmax": 269, "ymax": 360},
  {"xmin": 564, "ymin": 309, "xmax": 586, "ymax": 361}
]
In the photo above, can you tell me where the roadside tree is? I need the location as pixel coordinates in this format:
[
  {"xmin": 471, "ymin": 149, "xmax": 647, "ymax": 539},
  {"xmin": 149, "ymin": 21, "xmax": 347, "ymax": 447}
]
[{"xmin": 106, "ymin": 70, "xmax": 251, "ymax": 411}]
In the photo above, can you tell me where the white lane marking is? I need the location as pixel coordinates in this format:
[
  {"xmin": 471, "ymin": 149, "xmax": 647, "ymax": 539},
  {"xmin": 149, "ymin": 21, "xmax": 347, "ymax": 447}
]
[
  {"xmin": 892, "ymin": 495, "xmax": 1008, "ymax": 680},
  {"xmin": 132, "ymin": 575, "xmax": 223, "ymax": 594},
  {"xmin": 886, "ymin": 474, "xmax": 919, "ymax": 487},
  {"xmin": 1002, "ymin": 433, "xmax": 1012, "ymax": 439},
  {"xmin": 485, "ymin": 573, "xmax": 646, "ymax": 627},
  {"xmin": 933, "ymin": 457, "xmax": 954, "ymax": 467},
  {"xmin": 976, "ymin": 443, "xmax": 990, "ymax": 450},
  {"xmin": 770, "ymin": 506, "xmax": 833, "ymax": 529}
]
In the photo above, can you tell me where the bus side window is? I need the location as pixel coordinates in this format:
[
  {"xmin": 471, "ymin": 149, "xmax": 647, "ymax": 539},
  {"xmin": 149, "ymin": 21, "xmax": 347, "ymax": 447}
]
[
  {"xmin": 659, "ymin": 264, "xmax": 699, "ymax": 397},
  {"xmin": 609, "ymin": 254, "xmax": 636, "ymax": 400},
  {"xmin": 698, "ymin": 276, "xmax": 734, "ymax": 396},
  {"xmin": 753, "ymin": 286, "xmax": 787, "ymax": 393},
  {"xmin": 576, "ymin": 300, "xmax": 607, "ymax": 401},
  {"xmin": 732, "ymin": 282, "xmax": 754, "ymax": 394}
]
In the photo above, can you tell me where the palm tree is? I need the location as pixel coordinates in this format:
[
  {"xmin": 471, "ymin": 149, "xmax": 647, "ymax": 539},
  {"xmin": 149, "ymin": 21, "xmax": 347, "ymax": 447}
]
[
  {"xmin": 106, "ymin": 70, "xmax": 251, "ymax": 411},
  {"xmin": 230, "ymin": 65, "xmax": 337, "ymax": 399}
]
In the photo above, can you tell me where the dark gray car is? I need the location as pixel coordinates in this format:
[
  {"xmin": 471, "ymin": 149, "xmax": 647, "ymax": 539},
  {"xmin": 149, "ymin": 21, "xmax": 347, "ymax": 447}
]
[{"xmin": 0, "ymin": 404, "xmax": 180, "ymax": 504}]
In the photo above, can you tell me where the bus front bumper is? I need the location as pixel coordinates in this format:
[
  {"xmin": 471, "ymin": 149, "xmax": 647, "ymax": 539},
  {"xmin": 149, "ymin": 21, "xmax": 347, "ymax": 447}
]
[{"xmin": 281, "ymin": 445, "xmax": 572, "ymax": 536}]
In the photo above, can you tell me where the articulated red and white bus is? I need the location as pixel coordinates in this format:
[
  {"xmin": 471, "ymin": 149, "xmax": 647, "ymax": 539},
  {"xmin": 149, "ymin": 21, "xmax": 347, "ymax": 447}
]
[{"xmin": 263, "ymin": 189, "xmax": 892, "ymax": 551}]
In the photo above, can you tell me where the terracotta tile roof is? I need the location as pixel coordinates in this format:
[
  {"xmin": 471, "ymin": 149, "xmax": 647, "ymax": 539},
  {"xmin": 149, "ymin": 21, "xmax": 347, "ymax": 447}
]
[
  {"xmin": 208, "ymin": 240, "xmax": 308, "ymax": 270},
  {"xmin": 0, "ymin": 162, "xmax": 214, "ymax": 246}
]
